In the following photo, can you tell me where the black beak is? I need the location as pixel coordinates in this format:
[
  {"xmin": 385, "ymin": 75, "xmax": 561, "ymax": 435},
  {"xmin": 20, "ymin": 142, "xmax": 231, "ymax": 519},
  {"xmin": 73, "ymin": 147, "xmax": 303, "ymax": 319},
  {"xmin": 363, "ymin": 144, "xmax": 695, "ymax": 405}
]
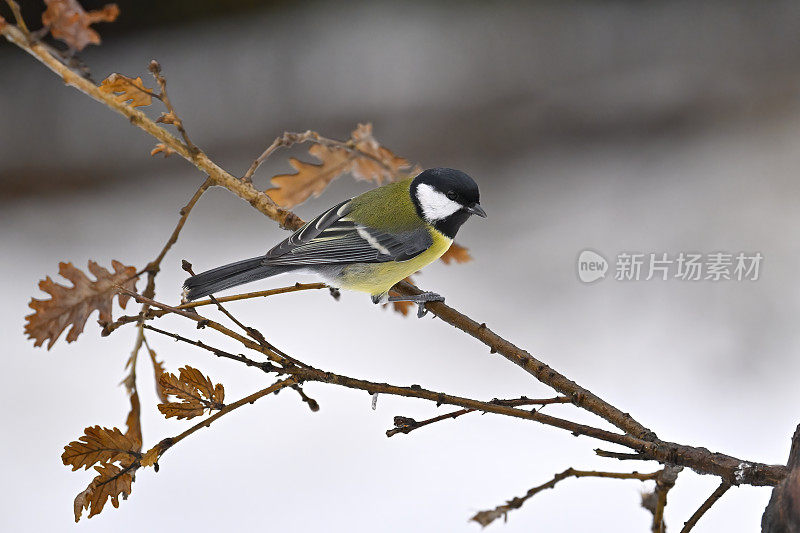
[{"xmin": 466, "ymin": 203, "xmax": 487, "ymax": 218}]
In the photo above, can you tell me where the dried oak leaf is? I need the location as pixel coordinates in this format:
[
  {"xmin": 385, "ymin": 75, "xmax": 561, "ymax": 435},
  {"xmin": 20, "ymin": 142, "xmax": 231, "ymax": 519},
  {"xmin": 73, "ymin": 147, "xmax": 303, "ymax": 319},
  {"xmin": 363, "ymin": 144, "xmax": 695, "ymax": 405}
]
[
  {"xmin": 124, "ymin": 391, "xmax": 142, "ymax": 451},
  {"xmin": 158, "ymin": 366, "xmax": 225, "ymax": 420},
  {"xmin": 348, "ymin": 123, "xmax": 410, "ymax": 184},
  {"xmin": 267, "ymin": 143, "xmax": 353, "ymax": 208},
  {"xmin": 99, "ymin": 73, "xmax": 153, "ymax": 108},
  {"xmin": 25, "ymin": 260, "xmax": 138, "ymax": 349},
  {"xmin": 266, "ymin": 123, "xmax": 410, "ymax": 208},
  {"xmin": 148, "ymin": 348, "xmax": 169, "ymax": 403},
  {"xmin": 150, "ymin": 143, "xmax": 176, "ymax": 157},
  {"xmin": 73, "ymin": 461, "xmax": 135, "ymax": 522},
  {"xmin": 440, "ymin": 243, "xmax": 473, "ymax": 265},
  {"xmin": 42, "ymin": 0, "xmax": 119, "ymax": 51},
  {"xmin": 62, "ymin": 425, "xmax": 141, "ymax": 471},
  {"xmin": 471, "ymin": 509, "xmax": 505, "ymax": 527}
]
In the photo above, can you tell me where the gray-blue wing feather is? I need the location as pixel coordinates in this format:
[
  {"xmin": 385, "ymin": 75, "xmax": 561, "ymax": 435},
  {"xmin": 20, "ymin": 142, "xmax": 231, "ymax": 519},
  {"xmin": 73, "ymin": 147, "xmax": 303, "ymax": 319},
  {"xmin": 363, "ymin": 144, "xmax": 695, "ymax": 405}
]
[{"xmin": 262, "ymin": 199, "xmax": 431, "ymax": 266}]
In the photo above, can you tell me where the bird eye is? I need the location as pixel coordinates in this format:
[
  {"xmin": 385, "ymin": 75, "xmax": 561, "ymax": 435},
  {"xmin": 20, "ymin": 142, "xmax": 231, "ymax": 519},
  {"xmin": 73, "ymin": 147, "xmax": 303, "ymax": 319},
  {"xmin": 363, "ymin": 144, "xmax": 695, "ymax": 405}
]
[{"xmin": 446, "ymin": 191, "xmax": 457, "ymax": 200}]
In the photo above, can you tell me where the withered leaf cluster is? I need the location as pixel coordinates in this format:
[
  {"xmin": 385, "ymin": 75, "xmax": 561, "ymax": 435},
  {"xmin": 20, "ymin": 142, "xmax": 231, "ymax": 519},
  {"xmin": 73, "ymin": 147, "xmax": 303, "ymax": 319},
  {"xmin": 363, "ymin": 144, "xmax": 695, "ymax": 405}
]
[
  {"xmin": 62, "ymin": 426, "xmax": 141, "ymax": 521},
  {"xmin": 267, "ymin": 123, "xmax": 410, "ymax": 208},
  {"xmin": 42, "ymin": 0, "xmax": 119, "ymax": 51},
  {"xmin": 158, "ymin": 366, "xmax": 225, "ymax": 420},
  {"xmin": 25, "ymin": 260, "xmax": 137, "ymax": 349}
]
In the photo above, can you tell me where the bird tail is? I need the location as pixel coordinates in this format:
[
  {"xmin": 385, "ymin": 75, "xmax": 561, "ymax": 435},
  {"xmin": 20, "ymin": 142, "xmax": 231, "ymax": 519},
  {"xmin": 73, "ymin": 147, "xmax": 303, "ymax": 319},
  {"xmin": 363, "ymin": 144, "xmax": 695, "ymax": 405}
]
[{"xmin": 182, "ymin": 257, "xmax": 294, "ymax": 301}]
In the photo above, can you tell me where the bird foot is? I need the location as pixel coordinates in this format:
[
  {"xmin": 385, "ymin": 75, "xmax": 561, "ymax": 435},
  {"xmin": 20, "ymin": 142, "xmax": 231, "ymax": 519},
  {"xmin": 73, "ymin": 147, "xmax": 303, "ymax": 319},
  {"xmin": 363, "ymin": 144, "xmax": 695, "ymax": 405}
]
[{"xmin": 386, "ymin": 291, "xmax": 445, "ymax": 318}]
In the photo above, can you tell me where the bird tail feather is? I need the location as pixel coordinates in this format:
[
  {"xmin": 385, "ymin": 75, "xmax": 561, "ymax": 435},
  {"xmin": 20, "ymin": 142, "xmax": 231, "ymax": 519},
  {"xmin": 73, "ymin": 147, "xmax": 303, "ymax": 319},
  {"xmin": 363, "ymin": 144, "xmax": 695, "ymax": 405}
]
[{"xmin": 182, "ymin": 257, "xmax": 293, "ymax": 301}]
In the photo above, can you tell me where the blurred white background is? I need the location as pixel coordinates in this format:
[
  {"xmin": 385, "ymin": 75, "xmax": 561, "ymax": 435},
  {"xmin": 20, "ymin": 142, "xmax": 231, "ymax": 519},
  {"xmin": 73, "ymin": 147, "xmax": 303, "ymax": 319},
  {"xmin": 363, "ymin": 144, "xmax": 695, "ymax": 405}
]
[{"xmin": 3, "ymin": 1, "xmax": 800, "ymax": 531}]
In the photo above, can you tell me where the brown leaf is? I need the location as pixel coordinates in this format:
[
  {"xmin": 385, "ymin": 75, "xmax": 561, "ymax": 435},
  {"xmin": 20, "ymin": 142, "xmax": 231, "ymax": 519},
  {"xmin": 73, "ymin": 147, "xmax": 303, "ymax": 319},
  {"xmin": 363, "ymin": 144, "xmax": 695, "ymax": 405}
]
[
  {"xmin": 471, "ymin": 509, "xmax": 505, "ymax": 527},
  {"xmin": 73, "ymin": 461, "xmax": 135, "ymax": 522},
  {"xmin": 348, "ymin": 123, "xmax": 410, "ymax": 184},
  {"xmin": 389, "ymin": 300, "xmax": 413, "ymax": 316},
  {"xmin": 148, "ymin": 348, "xmax": 169, "ymax": 403},
  {"xmin": 124, "ymin": 391, "xmax": 142, "ymax": 451},
  {"xmin": 150, "ymin": 143, "xmax": 175, "ymax": 157},
  {"xmin": 157, "ymin": 366, "xmax": 225, "ymax": 420},
  {"xmin": 42, "ymin": 0, "xmax": 119, "ymax": 51},
  {"xmin": 440, "ymin": 243, "xmax": 473, "ymax": 265},
  {"xmin": 266, "ymin": 123, "xmax": 410, "ymax": 208},
  {"xmin": 139, "ymin": 446, "xmax": 160, "ymax": 468},
  {"xmin": 267, "ymin": 144, "xmax": 353, "ymax": 208},
  {"xmin": 0, "ymin": 15, "xmax": 6, "ymax": 30},
  {"xmin": 25, "ymin": 260, "xmax": 138, "ymax": 349},
  {"xmin": 157, "ymin": 402, "xmax": 205, "ymax": 420},
  {"xmin": 99, "ymin": 73, "xmax": 153, "ymax": 108},
  {"xmin": 62, "ymin": 426, "xmax": 140, "ymax": 471}
]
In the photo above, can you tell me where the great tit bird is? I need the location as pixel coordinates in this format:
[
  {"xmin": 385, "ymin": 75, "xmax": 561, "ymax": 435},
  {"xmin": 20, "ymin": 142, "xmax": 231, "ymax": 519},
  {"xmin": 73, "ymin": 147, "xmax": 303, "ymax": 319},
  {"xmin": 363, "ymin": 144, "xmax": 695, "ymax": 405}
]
[{"xmin": 183, "ymin": 167, "xmax": 485, "ymax": 317}]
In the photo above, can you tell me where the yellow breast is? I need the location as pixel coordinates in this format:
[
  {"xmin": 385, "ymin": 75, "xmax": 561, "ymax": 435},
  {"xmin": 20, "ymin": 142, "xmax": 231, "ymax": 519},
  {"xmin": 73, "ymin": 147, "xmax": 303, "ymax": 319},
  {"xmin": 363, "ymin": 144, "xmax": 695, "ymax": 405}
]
[{"xmin": 336, "ymin": 228, "xmax": 452, "ymax": 295}]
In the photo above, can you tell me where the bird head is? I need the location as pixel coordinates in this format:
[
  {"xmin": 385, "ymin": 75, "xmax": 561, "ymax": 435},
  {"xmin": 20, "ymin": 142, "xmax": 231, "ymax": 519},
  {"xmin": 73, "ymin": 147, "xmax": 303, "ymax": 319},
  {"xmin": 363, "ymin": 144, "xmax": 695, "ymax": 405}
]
[{"xmin": 410, "ymin": 168, "xmax": 486, "ymax": 238}]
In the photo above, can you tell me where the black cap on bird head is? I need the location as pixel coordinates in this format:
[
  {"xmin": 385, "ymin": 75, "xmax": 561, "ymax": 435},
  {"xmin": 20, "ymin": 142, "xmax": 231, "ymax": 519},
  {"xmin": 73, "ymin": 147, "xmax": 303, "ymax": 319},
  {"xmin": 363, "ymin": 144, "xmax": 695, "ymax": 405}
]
[{"xmin": 410, "ymin": 168, "xmax": 486, "ymax": 239}]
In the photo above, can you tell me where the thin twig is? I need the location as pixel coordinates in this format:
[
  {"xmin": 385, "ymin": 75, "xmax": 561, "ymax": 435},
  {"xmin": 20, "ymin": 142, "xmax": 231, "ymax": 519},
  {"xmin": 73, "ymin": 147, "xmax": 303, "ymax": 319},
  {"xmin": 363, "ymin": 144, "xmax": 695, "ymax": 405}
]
[
  {"xmin": 138, "ymin": 178, "xmax": 212, "ymax": 283},
  {"xmin": 240, "ymin": 129, "xmax": 404, "ymax": 183},
  {"xmin": 142, "ymin": 377, "xmax": 296, "ymax": 467},
  {"xmin": 680, "ymin": 481, "xmax": 732, "ymax": 533},
  {"xmin": 471, "ymin": 468, "xmax": 663, "ymax": 527},
  {"xmin": 118, "ymin": 288, "xmax": 289, "ymax": 366},
  {"xmin": 386, "ymin": 396, "xmax": 570, "ymax": 437},
  {"xmin": 4, "ymin": 1, "xmax": 29, "ymax": 36},
  {"xmin": 182, "ymin": 262, "xmax": 268, "ymax": 346},
  {"xmin": 595, "ymin": 449, "xmax": 648, "ymax": 461},
  {"xmin": 291, "ymin": 384, "xmax": 320, "ymax": 412},
  {"xmin": 178, "ymin": 283, "xmax": 328, "ymax": 308},
  {"xmin": 148, "ymin": 59, "xmax": 197, "ymax": 154},
  {"xmin": 241, "ymin": 130, "xmax": 319, "ymax": 183}
]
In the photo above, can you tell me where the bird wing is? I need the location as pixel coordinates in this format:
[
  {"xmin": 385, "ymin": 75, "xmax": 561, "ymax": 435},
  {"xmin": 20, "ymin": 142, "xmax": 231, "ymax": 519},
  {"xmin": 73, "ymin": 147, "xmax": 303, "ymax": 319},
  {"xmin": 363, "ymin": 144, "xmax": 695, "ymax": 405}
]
[{"xmin": 262, "ymin": 199, "xmax": 432, "ymax": 266}]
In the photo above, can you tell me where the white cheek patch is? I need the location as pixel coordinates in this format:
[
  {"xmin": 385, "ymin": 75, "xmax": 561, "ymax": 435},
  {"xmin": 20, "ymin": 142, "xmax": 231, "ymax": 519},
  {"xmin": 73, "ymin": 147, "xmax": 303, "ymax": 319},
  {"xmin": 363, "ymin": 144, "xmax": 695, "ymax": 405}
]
[{"xmin": 416, "ymin": 183, "xmax": 462, "ymax": 222}]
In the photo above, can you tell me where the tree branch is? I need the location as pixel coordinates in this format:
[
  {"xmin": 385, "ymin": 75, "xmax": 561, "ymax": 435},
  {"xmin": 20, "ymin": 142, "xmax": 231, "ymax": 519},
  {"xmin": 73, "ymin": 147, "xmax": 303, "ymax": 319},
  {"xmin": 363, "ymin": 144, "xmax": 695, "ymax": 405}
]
[
  {"xmin": 129, "ymin": 292, "xmax": 789, "ymax": 486},
  {"xmin": 471, "ymin": 468, "xmax": 663, "ymax": 527}
]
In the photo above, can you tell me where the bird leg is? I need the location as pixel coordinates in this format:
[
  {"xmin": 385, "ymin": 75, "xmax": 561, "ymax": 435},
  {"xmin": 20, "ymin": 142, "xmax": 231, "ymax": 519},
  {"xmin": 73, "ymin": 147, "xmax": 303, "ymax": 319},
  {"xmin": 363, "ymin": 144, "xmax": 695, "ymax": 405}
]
[{"xmin": 378, "ymin": 292, "xmax": 445, "ymax": 318}]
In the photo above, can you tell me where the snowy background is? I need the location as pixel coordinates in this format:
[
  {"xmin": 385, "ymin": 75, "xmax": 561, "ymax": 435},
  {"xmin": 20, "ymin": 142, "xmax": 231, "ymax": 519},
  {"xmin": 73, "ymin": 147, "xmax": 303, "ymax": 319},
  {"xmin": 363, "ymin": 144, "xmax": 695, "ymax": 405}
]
[{"xmin": 3, "ymin": 1, "xmax": 800, "ymax": 531}]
